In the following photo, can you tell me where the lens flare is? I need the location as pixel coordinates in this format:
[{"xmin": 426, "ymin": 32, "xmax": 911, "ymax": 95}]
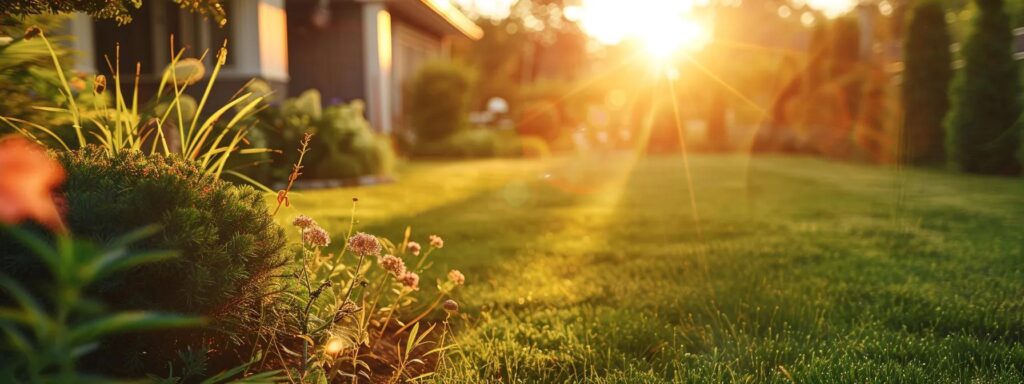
[{"xmin": 570, "ymin": 0, "xmax": 712, "ymax": 59}]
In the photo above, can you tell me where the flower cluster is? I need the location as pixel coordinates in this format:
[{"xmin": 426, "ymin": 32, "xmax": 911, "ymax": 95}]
[
  {"xmin": 378, "ymin": 255, "xmax": 406, "ymax": 276},
  {"xmin": 398, "ymin": 271, "xmax": 420, "ymax": 290},
  {"xmin": 301, "ymin": 226, "xmax": 331, "ymax": 248},
  {"xmin": 293, "ymin": 214, "xmax": 330, "ymax": 248},
  {"xmin": 447, "ymin": 269, "xmax": 465, "ymax": 286},
  {"xmin": 348, "ymin": 232, "xmax": 382, "ymax": 257},
  {"xmin": 429, "ymin": 235, "xmax": 444, "ymax": 249},
  {"xmin": 406, "ymin": 241, "xmax": 421, "ymax": 256},
  {"xmin": 292, "ymin": 214, "xmax": 318, "ymax": 229}
]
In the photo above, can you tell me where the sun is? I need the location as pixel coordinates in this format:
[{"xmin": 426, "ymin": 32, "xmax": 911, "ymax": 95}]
[{"xmin": 566, "ymin": 0, "xmax": 712, "ymax": 60}]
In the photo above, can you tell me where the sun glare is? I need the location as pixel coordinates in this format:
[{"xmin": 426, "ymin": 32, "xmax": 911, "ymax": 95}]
[{"xmin": 566, "ymin": 0, "xmax": 712, "ymax": 60}]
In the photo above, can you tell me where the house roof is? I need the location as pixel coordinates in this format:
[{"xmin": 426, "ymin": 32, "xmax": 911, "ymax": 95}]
[{"xmin": 385, "ymin": 0, "xmax": 483, "ymax": 40}]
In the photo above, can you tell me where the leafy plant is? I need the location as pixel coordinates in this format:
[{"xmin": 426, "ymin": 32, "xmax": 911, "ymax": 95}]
[
  {"xmin": 247, "ymin": 206, "xmax": 465, "ymax": 382},
  {"xmin": 0, "ymin": 225, "xmax": 203, "ymax": 383},
  {"xmin": 2, "ymin": 28, "xmax": 272, "ymax": 181},
  {"xmin": 256, "ymin": 90, "xmax": 394, "ymax": 182},
  {"xmin": 0, "ymin": 17, "xmax": 106, "ymax": 140}
]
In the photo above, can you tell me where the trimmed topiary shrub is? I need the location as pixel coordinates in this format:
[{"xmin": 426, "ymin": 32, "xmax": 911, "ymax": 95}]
[
  {"xmin": 406, "ymin": 60, "xmax": 475, "ymax": 141},
  {"xmin": 902, "ymin": 0, "xmax": 953, "ymax": 165},
  {"xmin": 945, "ymin": 0, "xmax": 1022, "ymax": 174}
]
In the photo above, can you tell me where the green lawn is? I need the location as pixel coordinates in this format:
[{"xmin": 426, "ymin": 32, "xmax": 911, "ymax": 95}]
[{"xmin": 275, "ymin": 153, "xmax": 1024, "ymax": 383}]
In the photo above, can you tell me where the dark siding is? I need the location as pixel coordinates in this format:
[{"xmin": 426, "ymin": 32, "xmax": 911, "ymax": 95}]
[
  {"xmin": 286, "ymin": 0, "xmax": 366, "ymax": 104},
  {"xmin": 92, "ymin": 6, "xmax": 156, "ymax": 74}
]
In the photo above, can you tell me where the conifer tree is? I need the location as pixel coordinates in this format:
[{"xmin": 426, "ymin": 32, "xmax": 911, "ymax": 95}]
[
  {"xmin": 945, "ymin": 0, "xmax": 1022, "ymax": 174},
  {"xmin": 902, "ymin": 0, "xmax": 953, "ymax": 164}
]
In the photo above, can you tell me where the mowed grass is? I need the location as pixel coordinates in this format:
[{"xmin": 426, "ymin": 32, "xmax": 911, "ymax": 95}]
[{"xmin": 274, "ymin": 153, "xmax": 1024, "ymax": 383}]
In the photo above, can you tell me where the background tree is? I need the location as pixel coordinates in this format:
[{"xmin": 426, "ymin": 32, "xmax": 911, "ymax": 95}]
[
  {"xmin": 945, "ymin": 0, "xmax": 1022, "ymax": 174},
  {"xmin": 902, "ymin": 0, "xmax": 954, "ymax": 165},
  {"xmin": 2, "ymin": 0, "xmax": 226, "ymax": 25}
]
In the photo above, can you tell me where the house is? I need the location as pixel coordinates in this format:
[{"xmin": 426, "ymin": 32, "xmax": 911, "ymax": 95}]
[{"xmin": 67, "ymin": 0, "xmax": 482, "ymax": 134}]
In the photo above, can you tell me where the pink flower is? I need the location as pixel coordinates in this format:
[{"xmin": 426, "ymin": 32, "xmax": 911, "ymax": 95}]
[
  {"xmin": 347, "ymin": 232, "xmax": 381, "ymax": 257},
  {"xmin": 406, "ymin": 241, "xmax": 421, "ymax": 256},
  {"xmin": 398, "ymin": 271, "xmax": 420, "ymax": 290},
  {"xmin": 429, "ymin": 235, "xmax": 444, "ymax": 249},
  {"xmin": 0, "ymin": 137, "xmax": 65, "ymax": 232},
  {"xmin": 292, "ymin": 214, "xmax": 318, "ymax": 229},
  {"xmin": 378, "ymin": 255, "xmax": 406, "ymax": 276},
  {"xmin": 302, "ymin": 226, "xmax": 331, "ymax": 247},
  {"xmin": 447, "ymin": 269, "xmax": 465, "ymax": 286}
]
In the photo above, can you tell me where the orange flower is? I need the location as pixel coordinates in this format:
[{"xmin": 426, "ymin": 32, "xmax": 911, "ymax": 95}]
[{"xmin": 0, "ymin": 136, "xmax": 66, "ymax": 232}]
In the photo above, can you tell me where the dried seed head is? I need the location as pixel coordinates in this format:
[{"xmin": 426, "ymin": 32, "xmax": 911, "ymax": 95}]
[
  {"xmin": 93, "ymin": 75, "xmax": 107, "ymax": 94},
  {"xmin": 406, "ymin": 241, "xmax": 421, "ymax": 256},
  {"xmin": 378, "ymin": 255, "xmax": 406, "ymax": 276},
  {"xmin": 443, "ymin": 299, "xmax": 459, "ymax": 313},
  {"xmin": 429, "ymin": 235, "xmax": 444, "ymax": 249},
  {"xmin": 347, "ymin": 232, "xmax": 381, "ymax": 257},
  {"xmin": 334, "ymin": 300, "xmax": 361, "ymax": 323},
  {"xmin": 23, "ymin": 26, "xmax": 41, "ymax": 40},
  {"xmin": 447, "ymin": 270, "xmax": 465, "ymax": 286},
  {"xmin": 302, "ymin": 226, "xmax": 331, "ymax": 247},
  {"xmin": 398, "ymin": 271, "xmax": 420, "ymax": 290}
]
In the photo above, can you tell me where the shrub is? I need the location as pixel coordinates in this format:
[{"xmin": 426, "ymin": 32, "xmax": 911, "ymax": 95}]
[
  {"xmin": 412, "ymin": 128, "xmax": 543, "ymax": 158},
  {"xmin": 54, "ymin": 147, "xmax": 287, "ymax": 315},
  {"xmin": 257, "ymin": 90, "xmax": 395, "ymax": 181},
  {"xmin": 406, "ymin": 61, "xmax": 475, "ymax": 141},
  {"xmin": 1, "ymin": 146, "xmax": 287, "ymax": 374},
  {"xmin": 945, "ymin": 0, "xmax": 1022, "ymax": 174},
  {"xmin": 902, "ymin": 0, "xmax": 953, "ymax": 165}
]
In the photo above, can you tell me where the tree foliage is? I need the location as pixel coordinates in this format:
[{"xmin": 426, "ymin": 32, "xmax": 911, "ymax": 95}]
[
  {"xmin": 902, "ymin": 0, "xmax": 954, "ymax": 164},
  {"xmin": 2, "ymin": 0, "xmax": 226, "ymax": 25},
  {"xmin": 945, "ymin": 0, "xmax": 1022, "ymax": 174}
]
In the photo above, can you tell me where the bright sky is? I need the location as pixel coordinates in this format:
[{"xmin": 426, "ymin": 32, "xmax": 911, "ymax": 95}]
[
  {"xmin": 452, "ymin": 0, "xmax": 859, "ymax": 56},
  {"xmin": 452, "ymin": 0, "xmax": 517, "ymax": 20}
]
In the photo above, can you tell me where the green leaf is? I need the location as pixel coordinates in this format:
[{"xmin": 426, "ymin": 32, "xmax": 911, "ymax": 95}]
[
  {"xmin": 0, "ymin": 274, "xmax": 47, "ymax": 329},
  {"xmin": 90, "ymin": 249, "xmax": 181, "ymax": 280},
  {"xmin": 106, "ymin": 224, "xmax": 163, "ymax": 249},
  {"xmin": 69, "ymin": 312, "xmax": 203, "ymax": 344},
  {"xmin": 1, "ymin": 226, "xmax": 58, "ymax": 272}
]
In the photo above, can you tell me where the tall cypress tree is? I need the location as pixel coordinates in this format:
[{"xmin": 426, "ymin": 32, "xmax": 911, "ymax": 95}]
[
  {"xmin": 903, "ymin": 0, "xmax": 953, "ymax": 165},
  {"xmin": 945, "ymin": 0, "xmax": 1022, "ymax": 174}
]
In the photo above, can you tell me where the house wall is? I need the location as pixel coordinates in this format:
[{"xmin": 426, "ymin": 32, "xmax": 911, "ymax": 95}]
[
  {"xmin": 88, "ymin": 0, "xmax": 287, "ymax": 105},
  {"xmin": 391, "ymin": 19, "xmax": 445, "ymax": 129},
  {"xmin": 286, "ymin": 1, "xmax": 366, "ymax": 104}
]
